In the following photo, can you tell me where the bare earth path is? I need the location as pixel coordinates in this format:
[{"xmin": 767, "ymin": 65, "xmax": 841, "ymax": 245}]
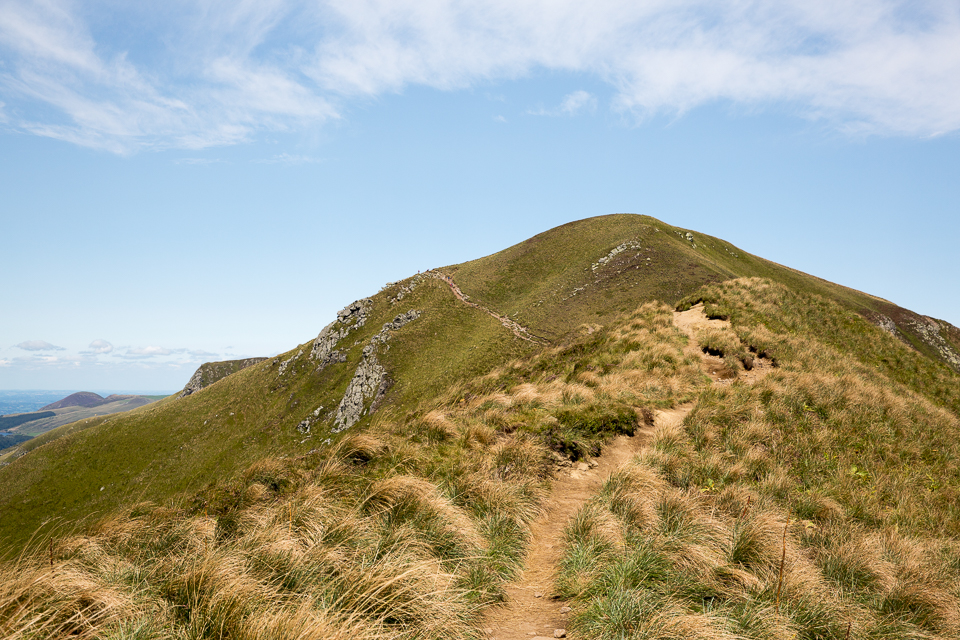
[
  {"xmin": 480, "ymin": 303, "xmax": 772, "ymax": 639},
  {"xmin": 431, "ymin": 271, "xmax": 550, "ymax": 344}
]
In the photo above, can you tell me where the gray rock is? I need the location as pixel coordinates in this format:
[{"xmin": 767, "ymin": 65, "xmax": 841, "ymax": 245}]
[
  {"xmin": 310, "ymin": 299, "xmax": 372, "ymax": 369},
  {"xmin": 332, "ymin": 310, "xmax": 421, "ymax": 433}
]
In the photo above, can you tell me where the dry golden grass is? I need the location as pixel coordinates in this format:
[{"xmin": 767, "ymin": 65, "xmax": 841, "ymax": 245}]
[
  {"xmin": 0, "ymin": 419, "xmax": 550, "ymax": 639},
  {"xmin": 558, "ymin": 278, "xmax": 960, "ymax": 640}
]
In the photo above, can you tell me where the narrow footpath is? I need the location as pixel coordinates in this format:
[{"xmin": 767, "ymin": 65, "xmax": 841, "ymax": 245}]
[
  {"xmin": 480, "ymin": 302, "xmax": 772, "ymax": 639},
  {"xmin": 431, "ymin": 272, "xmax": 549, "ymax": 345}
]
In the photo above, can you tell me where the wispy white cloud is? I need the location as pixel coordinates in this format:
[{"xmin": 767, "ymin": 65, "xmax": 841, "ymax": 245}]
[
  {"xmin": 119, "ymin": 345, "xmax": 219, "ymax": 360},
  {"xmin": 85, "ymin": 339, "xmax": 114, "ymax": 355},
  {"xmin": 1, "ymin": 0, "xmax": 958, "ymax": 151},
  {"xmin": 560, "ymin": 90, "xmax": 596, "ymax": 115},
  {"xmin": 528, "ymin": 90, "xmax": 597, "ymax": 116},
  {"xmin": 123, "ymin": 346, "xmax": 182, "ymax": 358},
  {"xmin": 16, "ymin": 340, "xmax": 64, "ymax": 351}
]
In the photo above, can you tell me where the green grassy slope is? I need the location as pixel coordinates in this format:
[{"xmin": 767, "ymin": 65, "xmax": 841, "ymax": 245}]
[{"xmin": 0, "ymin": 214, "xmax": 956, "ymax": 554}]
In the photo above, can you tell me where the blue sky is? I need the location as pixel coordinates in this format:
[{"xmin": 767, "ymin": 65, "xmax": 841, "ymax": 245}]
[{"xmin": 1, "ymin": 0, "xmax": 958, "ymax": 391}]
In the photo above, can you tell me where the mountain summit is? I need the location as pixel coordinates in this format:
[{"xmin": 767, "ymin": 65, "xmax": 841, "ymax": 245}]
[{"xmin": 1, "ymin": 214, "xmax": 958, "ymax": 639}]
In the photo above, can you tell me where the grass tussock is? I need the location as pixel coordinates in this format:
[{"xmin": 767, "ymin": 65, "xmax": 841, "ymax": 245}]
[
  {"xmin": 0, "ymin": 422, "xmax": 541, "ymax": 640},
  {"xmin": 559, "ymin": 278, "xmax": 960, "ymax": 639},
  {"xmin": 0, "ymin": 301, "xmax": 700, "ymax": 639},
  {"xmin": 450, "ymin": 302, "xmax": 706, "ymax": 459}
]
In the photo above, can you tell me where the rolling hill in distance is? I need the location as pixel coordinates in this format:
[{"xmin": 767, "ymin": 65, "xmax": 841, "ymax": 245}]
[
  {"xmin": 0, "ymin": 392, "xmax": 166, "ymax": 453},
  {"xmin": 1, "ymin": 214, "xmax": 959, "ymax": 640}
]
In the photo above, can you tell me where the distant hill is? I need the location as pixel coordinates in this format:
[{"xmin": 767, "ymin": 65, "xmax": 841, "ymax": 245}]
[
  {"xmin": 0, "ymin": 394, "xmax": 164, "ymax": 449},
  {"xmin": 0, "ymin": 433, "xmax": 32, "ymax": 451},
  {"xmin": 39, "ymin": 391, "xmax": 109, "ymax": 410}
]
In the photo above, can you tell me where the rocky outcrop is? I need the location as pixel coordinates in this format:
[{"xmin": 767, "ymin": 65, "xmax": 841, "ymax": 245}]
[
  {"xmin": 868, "ymin": 309, "xmax": 960, "ymax": 373},
  {"xmin": 909, "ymin": 316, "xmax": 960, "ymax": 371},
  {"xmin": 310, "ymin": 299, "xmax": 371, "ymax": 371},
  {"xmin": 592, "ymin": 241, "xmax": 642, "ymax": 271},
  {"xmin": 386, "ymin": 274, "xmax": 424, "ymax": 305},
  {"xmin": 332, "ymin": 310, "xmax": 421, "ymax": 433},
  {"xmin": 178, "ymin": 358, "xmax": 267, "ymax": 399}
]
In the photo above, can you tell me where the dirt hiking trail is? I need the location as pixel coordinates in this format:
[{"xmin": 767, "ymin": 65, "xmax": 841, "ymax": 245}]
[
  {"xmin": 480, "ymin": 303, "xmax": 771, "ymax": 640},
  {"xmin": 481, "ymin": 416, "xmax": 665, "ymax": 640},
  {"xmin": 431, "ymin": 271, "xmax": 550, "ymax": 345}
]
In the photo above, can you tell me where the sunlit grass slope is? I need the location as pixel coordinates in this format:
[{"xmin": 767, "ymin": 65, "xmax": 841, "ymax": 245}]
[
  {"xmin": 0, "ymin": 214, "xmax": 956, "ymax": 556},
  {"xmin": 557, "ymin": 279, "xmax": 960, "ymax": 640},
  {"xmin": 0, "ymin": 302, "xmax": 697, "ymax": 639}
]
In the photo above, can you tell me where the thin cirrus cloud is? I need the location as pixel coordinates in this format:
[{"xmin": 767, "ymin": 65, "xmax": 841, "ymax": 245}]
[
  {"xmin": 120, "ymin": 346, "xmax": 218, "ymax": 359},
  {"xmin": 0, "ymin": 0, "xmax": 958, "ymax": 154},
  {"xmin": 122, "ymin": 346, "xmax": 180, "ymax": 359},
  {"xmin": 15, "ymin": 340, "xmax": 65, "ymax": 351}
]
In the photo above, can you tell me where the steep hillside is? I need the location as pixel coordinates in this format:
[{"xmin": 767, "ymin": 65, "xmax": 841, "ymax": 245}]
[
  {"xmin": 1, "ymin": 214, "xmax": 959, "ymax": 640},
  {"xmin": 1, "ymin": 278, "xmax": 958, "ymax": 640},
  {"xmin": 0, "ymin": 214, "xmax": 957, "ymax": 556}
]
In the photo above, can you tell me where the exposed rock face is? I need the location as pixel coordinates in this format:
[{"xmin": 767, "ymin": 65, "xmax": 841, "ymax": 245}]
[
  {"xmin": 178, "ymin": 358, "xmax": 267, "ymax": 399},
  {"xmin": 386, "ymin": 274, "xmax": 424, "ymax": 305},
  {"xmin": 332, "ymin": 310, "xmax": 421, "ymax": 433},
  {"xmin": 909, "ymin": 316, "xmax": 960, "ymax": 371},
  {"xmin": 277, "ymin": 349, "xmax": 303, "ymax": 376},
  {"xmin": 310, "ymin": 299, "xmax": 371, "ymax": 370},
  {"xmin": 868, "ymin": 310, "xmax": 960, "ymax": 373}
]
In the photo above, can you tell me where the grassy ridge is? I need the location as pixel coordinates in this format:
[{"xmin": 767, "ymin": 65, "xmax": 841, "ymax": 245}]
[
  {"xmin": 1, "ymin": 271, "xmax": 958, "ymax": 638},
  {"xmin": 1, "ymin": 214, "xmax": 957, "ymax": 556}
]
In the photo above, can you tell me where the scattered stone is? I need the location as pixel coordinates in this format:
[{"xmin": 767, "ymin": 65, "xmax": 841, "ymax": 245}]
[
  {"xmin": 575, "ymin": 462, "xmax": 589, "ymax": 472},
  {"xmin": 277, "ymin": 349, "xmax": 303, "ymax": 377},
  {"xmin": 534, "ymin": 592, "xmax": 543, "ymax": 598},
  {"xmin": 560, "ymin": 606, "xmax": 572, "ymax": 614},
  {"xmin": 588, "ymin": 460, "xmax": 598, "ymax": 469},
  {"xmin": 554, "ymin": 630, "xmax": 566, "ymax": 638},
  {"xmin": 592, "ymin": 240, "xmax": 642, "ymax": 271}
]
